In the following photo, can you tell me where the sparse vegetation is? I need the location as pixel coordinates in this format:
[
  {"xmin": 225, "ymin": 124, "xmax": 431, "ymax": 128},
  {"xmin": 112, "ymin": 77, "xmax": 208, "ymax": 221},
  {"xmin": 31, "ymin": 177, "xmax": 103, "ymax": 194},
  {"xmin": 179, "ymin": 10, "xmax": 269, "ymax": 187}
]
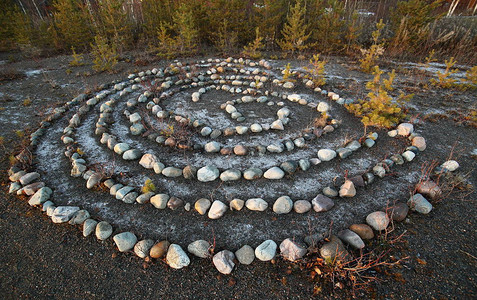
[
  {"xmin": 304, "ymin": 54, "xmax": 327, "ymax": 87},
  {"xmin": 69, "ymin": 46, "xmax": 85, "ymax": 67},
  {"xmin": 141, "ymin": 178, "xmax": 156, "ymax": 194},
  {"xmin": 91, "ymin": 35, "xmax": 118, "ymax": 73},
  {"xmin": 430, "ymin": 57, "xmax": 459, "ymax": 88},
  {"xmin": 359, "ymin": 19, "xmax": 385, "ymax": 73},
  {"xmin": 242, "ymin": 27, "xmax": 265, "ymax": 59}
]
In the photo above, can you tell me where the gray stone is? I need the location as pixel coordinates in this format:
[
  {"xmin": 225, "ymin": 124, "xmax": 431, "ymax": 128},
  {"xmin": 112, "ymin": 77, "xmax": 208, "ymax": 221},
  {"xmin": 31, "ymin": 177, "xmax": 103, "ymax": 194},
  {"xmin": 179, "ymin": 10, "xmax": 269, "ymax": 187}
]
[
  {"xmin": 283, "ymin": 82, "xmax": 294, "ymax": 89},
  {"xmin": 188, "ymin": 240, "xmax": 211, "ymax": 258},
  {"xmin": 320, "ymin": 235, "xmax": 349, "ymax": 263},
  {"xmin": 96, "ymin": 221, "xmax": 113, "ymax": 240},
  {"xmin": 22, "ymin": 182, "xmax": 45, "ymax": 195},
  {"xmin": 114, "ymin": 143, "xmax": 130, "ymax": 155},
  {"xmin": 441, "ymin": 160, "xmax": 459, "ymax": 172},
  {"xmin": 235, "ymin": 245, "xmax": 255, "ymax": 265},
  {"xmin": 213, "ymin": 250, "xmax": 235, "ymax": 274},
  {"xmin": 109, "ymin": 184, "xmax": 124, "ymax": 197},
  {"xmin": 197, "ymin": 165, "xmax": 220, "ymax": 182},
  {"xmin": 280, "ymin": 161, "xmax": 298, "ymax": 174},
  {"xmin": 129, "ymin": 112, "xmax": 141, "ymax": 123},
  {"xmin": 245, "ymin": 198, "xmax": 268, "ymax": 211},
  {"xmin": 19, "ymin": 172, "xmax": 40, "ymax": 186},
  {"xmin": 123, "ymin": 149, "xmax": 141, "ymax": 160},
  {"xmin": 113, "ymin": 232, "xmax": 137, "ymax": 252},
  {"xmin": 153, "ymin": 162, "xmax": 166, "ymax": 174},
  {"xmin": 220, "ymin": 169, "xmax": 241, "ymax": 181},
  {"xmin": 136, "ymin": 192, "xmax": 154, "ymax": 204},
  {"xmin": 51, "ymin": 206, "xmax": 80, "ymax": 223},
  {"xmin": 69, "ymin": 210, "xmax": 90, "ymax": 225},
  {"xmin": 139, "ymin": 154, "xmax": 159, "ymax": 169},
  {"xmin": 28, "ymin": 187, "xmax": 52, "ymax": 206},
  {"xmin": 134, "ymin": 239, "xmax": 154, "ymax": 258},
  {"xmin": 323, "ymin": 186, "xmax": 338, "ymax": 197},
  {"xmin": 280, "ymin": 238, "xmax": 307, "ymax": 261},
  {"xmin": 373, "ymin": 165, "xmax": 386, "ymax": 178},
  {"xmin": 402, "ymin": 150, "xmax": 416, "ymax": 162},
  {"xmin": 293, "ymin": 200, "xmax": 311, "ymax": 213},
  {"xmin": 298, "ymin": 159, "xmax": 311, "ymax": 171},
  {"xmin": 123, "ymin": 192, "xmax": 138, "ymax": 204},
  {"xmin": 208, "ymin": 200, "xmax": 228, "ymax": 219},
  {"xmin": 9, "ymin": 182, "xmax": 21, "ymax": 194},
  {"xmin": 271, "ymin": 119, "xmax": 284, "ymax": 130},
  {"xmin": 205, "ymin": 141, "xmax": 221, "ymax": 153},
  {"xmin": 162, "ymin": 167, "xmax": 183, "ymax": 178},
  {"xmin": 263, "ymin": 167, "xmax": 285, "ymax": 179},
  {"xmin": 167, "ymin": 244, "xmax": 190, "ymax": 269},
  {"xmin": 337, "ymin": 229, "xmax": 365, "ymax": 249},
  {"xmin": 277, "ymin": 107, "xmax": 290, "ymax": 118},
  {"xmin": 83, "ymin": 219, "xmax": 97, "ymax": 237},
  {"xmin": 201, "ymin": 127, "xmax": 212, "ymax": 136},
  {"xmin": 408, "ymin": 193, "xmax": 433, "ymax": 214},
  {"xmin": 210, "ymin": 129, "xmax": 222, "ymax": 139},
  {"xmin": 250, "ymin": 123, "xmax": 262, "ymax": 133},
  {"xmin": 346, "ymin": 140, "xmax": 361, "ymax": 151},
  {"xmin": 317, "ymin": 102, "xmax": 330, "ymax": 112},
  {"xmin": 312, "ymin": 194, "xmax": 334, "ymax": 212},
  {"xmin": 366, "ymin": 211, "xmax": 390, "ymax": 231},
  {"xmin": 194, "ymin": 198, "xmax": 211, "ymax": 215},
  {"xmin": 336, "ymin": 148, "xmax": 352, "ymax": 159},
  {"xmin": 317, "ymin": 149, "xmax": 336, "ymax": 161},
  {"xmin": 364, "ymin": 138, "xmax": 375, "ymax": 148},
  {"xmin": 130, "ymin": 123, "xmax": 145, "ymax": 135},
  {"xmin": 46, "ymin": 206, "xmax": 56, "ymax": 217},
  {"xmin": 235, "ymin": 126, "xmax": 248, "ymax": 134},
  {"xmin": 9, "ymin": 170, "xmax": 26, "ymax": 182},
  {"xmin": 42, "ymin": 201, "xmax": 54, "ymax": 212},
  {"xmin": 273, "ymin": 196, "xmax": 293, "ymax": 214},
  {"xmin": 255, "ymin": 240, "xmax": 277, "ymax": 261},
  {"xmin": 267, "ymin": 143, "xmax": 284, "ymax": 153},
  {"xmin": 243, "ymin": 168, "xmax": 263, "ymax": 180},
  {"xmin": 349, "ymin": 224, "xmax": 374, "ymax": 240},
  {"xmin": 116, "ymin": 186, "xmax": 135, "ymax": 200}
]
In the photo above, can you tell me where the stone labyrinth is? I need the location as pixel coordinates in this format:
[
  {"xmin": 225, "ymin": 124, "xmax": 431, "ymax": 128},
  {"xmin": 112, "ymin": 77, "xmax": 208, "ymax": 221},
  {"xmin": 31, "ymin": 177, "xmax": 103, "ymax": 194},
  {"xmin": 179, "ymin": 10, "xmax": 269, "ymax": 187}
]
[{"xmin": 8, "ymin": 57, "xmax": 453, "ymax": 274}]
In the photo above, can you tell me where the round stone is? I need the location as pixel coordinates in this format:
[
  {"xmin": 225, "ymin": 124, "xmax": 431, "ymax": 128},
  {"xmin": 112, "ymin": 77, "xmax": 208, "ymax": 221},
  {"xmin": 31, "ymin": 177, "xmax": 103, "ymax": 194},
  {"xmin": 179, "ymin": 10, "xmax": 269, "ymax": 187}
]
[
  {"xmin": 197, "ymin": 165, "xmax": 220, "ymax": 182},
  {"xmin": 293, "ymin": 200, "xmax": 311, "ymax": 213},
  {"xmin": 220, "ymin": 169, "xmax": 241, "ymax": 181},
  {"xmin": 123, "ymin": 149, "xmax": 141, "ymax": 160},
  {"xmin": 317, "ymin": 149, "xmax": 337, "ymax": 161},
  {"xmin": 441, "ymin": 160, "xmax": 459, "ymax": 172},
  {"xmin": 113, "ymin": 232, "xmax": 137, "ymax": 252},
  {"xmin": 95, "ymin": 221, "xmax": 113, "ymax": 240},
  {"xmin": 213, "ymin": 250, "xmax": 235, "ymax": 274},
  {"xmin": 150, "ymin": 240, "xmax": 170, "ymax": 258},
  {"xmin": 366, "ymin": 211, "xmax": 390, "ymax": 231},
  {"xmin": 233, "ymin": 145, "xmax": 248, "ymax": 156},
  {"xmin": 250, "ymin": 123, "xmax": 263, "ymax": 132},
  {"xmin": 194, "ymin": 198, "xmax": 211, "ymax": 215},
  {"xmin": 397, "ymin": 123, "xmax": 414, "ymax": 136},
  {"xmin": 273, "ymin": 196, "xmax": 293, "ymax": 214},
  {"xmin": 235, "ymin": 245, "xmax": 255, "ymax": 265},
  {"xmin": 317, "ymin": 102, "xmax": 330, "ymax": 112},
  {"xmin": 134, "ymin": 239, "xmax": 154, "ymax": 258},
  {"xmin": 162, "ymin": 167, "xmax": 183, "ymax": 177},
  {"xmin": 204, "ymin": 141, "xmax": 221, "ymax": 153},
  {"xmin": 263, "ymin": 167, "xmax": 285, "ymax": 179},
  {"xmin": 255, "ymin": 240, "xmax": 277, "ymax": 261},
  {"xmin": 339, "ymin": 180, "xmax": 356, "ymax": 197},
  {"xmin": 114, "ymin": 143, "xmax": 130, "ymax": 155},
  {"xmin": 412, "ymin": 136, "xmax": 426, "ymax": 151},
  {"xmin": 312, "ymin": 194, "xmax": 334, "ymax": 212},
  {"xmin": 187, "ymin": 240, "xmax": 211, "ymax": 258},
  {"xmin": 408, "ymin": 193, "xmax": 433, "ymax": 214},
  {"xmin": 337, "ymin": 229, "xmax": 365, "ymax": 249},
  {"xmin": 208, "ymin": 200, "xmax": 228, "ymax": 219},
  {"xmin": 166, "ymin": 244, "xmax": 190, "ymax": 269},
  {"xmin": 245, "ymin": 198, "xmax": 268, "ymax": 211},
  {"xmin": 243, "ymin": 168, "xmax": 263, "ymax": 180},
  {"xmin": 150, "ymin": 194, "xmax": 169, "ymax": 209}
]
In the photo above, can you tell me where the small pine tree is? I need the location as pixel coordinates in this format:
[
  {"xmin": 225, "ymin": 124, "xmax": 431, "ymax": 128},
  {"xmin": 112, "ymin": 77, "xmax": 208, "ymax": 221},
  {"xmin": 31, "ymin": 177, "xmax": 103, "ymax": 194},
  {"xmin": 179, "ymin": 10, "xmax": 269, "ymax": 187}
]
[
  {"xmin": 173, "ymin": 3, "xmax": 198, "ymax": 55},
  {"xmin": 91, "ymin": 35, "xmax": 118, "ymax": 73},
  {"xmin": 304, "ymin": 54, "xmax": 326, "ymax": 86},
  {"xmin": 155, "ymin": 22, "xmax": 177, "ymax": 58},
  {"xmin": 242, "ymin": 27, "xmax": 265, "ymax": 59},
  {"xmin": 278, "ymin": 0, "xmax": 312, "ymax": 56},
  {"xmin": 359, "ymin": 19, "xmax": 385, "ymax": 73},
  {"xmin": 212, "ymin": 19, "xmax": 238, "ymax": 55},
  {"xmin": 430, "ymin": 57, "xmax": 459, "ymax": 88}
]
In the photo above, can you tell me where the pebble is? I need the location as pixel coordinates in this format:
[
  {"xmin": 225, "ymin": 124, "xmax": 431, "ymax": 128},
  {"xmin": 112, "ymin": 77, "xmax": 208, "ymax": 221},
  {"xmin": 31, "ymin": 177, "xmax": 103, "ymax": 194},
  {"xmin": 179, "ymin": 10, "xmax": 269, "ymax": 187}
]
[
  {"xmin": 83, "ymin": 219, "xmax": 97, "ymax": 237},
  {"xmin": 115, "ymin": 186, "xmax": 135, "ymax": 200},
  {"xmin": 250, "ymin": 123, "xmax": 262, "ymax": 132},
  {"xmin": 346, "ymin": 140, "xmax": 361, "ymax": 151},
  {"xmin": 320, "ymin": 235, "xmax": 349, "ymax": 263},
  {"xmin": 277, "ymin": 107, "xmax": 290, "ymax": 118},
  {"xmin": 150, "ymin": 194, "xmax": 169, "ymax": 209},
  {"xmin": 402, "ymin": 150, "xmax": 416, "ymax": 161},
  {"xmin": 95, "ymin": 221, "xmax": 113, "ymax": 240},
  {"xmin": 150, "ymin": 240, "xmax": 170, "ymax": 258},
  {"xmin": 136, "ymin": 192, "xmax": 154, "ymax": 204},
  {"xmin": 69, "ymin": 209, "xmax": 90, "ymax": 225},
  {"xmin": 255, "ymin": 240, "xmax": 277, "ymax": 261},
  {"xmin": 441, "ymin": 160, "xmax": 459, "ymax": 172},
  {"xmin": 113, "ymin": 232, "xmax": 137, "ymax": 252},
  {"xmin": 349, "ymin": 224, "xmax": 374, "ymax": 240},
  {"xmin": 235, "ymin": 245, "xmax": 255, "ymax": 265},
  {"xmin": 408, "ymin": 193, "xmax": 433, "ymax": 214},
  {"xmin": 114, "ymin": 143, "xmax": 130, "ymax": 155},
  {"xmin": 213, "ymin": 250, "xmax": 235, "ymax": 274},
  {"xmin": 162, "ymin": 167, "xmax": 183, "ymax": 177},
  {"xmin": 86, "ymin": 173, "xmax": 102, "ymax": 189},
  {"xmin": 312, "ymin": 194, "xmax": 335, "ymax": 212},
  {"xmin": 220, "ymin": 169, "xmax": 241, "ymax": 181},
  {"xmin": 337, "ymin": 229, "xmax": 365, "ymax": 249},
  {"xmin": 323, "ymin": 186, "xmax": 338, "ymax": 197},
  {"xmin": 188, "ymin": 240, "xmax": 211, "ymax": 258},
  {"xmin": 416, "ymin": 180, "xmax": 441, "ymax": 200},
  {"xmin": 293, "ymin": 200, "xmax": 311, "ymax": 213},
  {"xmin": 166, "ymin": 244, "xmax": 190, "ymax": 269},
  {"xmin": 195, "ymin": 198, "xmax": 211, "ymax": 215},
  {"xmin": 236, "ymin": 126, "xmax": 248, "ymax": 134},
  {"xmin": 388, "ymin": 202, "xmax": 409, "ymax": 221},
  {"xmin": 337, "ymin": 148, "xmax": 352, "ymax": 159},
  {"xmin": 243, "ymin": 168, "xmax": 263, "ymax": 180},
  {"xmin": 366, "ymin": 211, "xmax": 390, "ymax": 231},
  {"xmin": 317, "ymin": 102, "xmax": 329, "ymax": 112},
  {"xmin": 230, "ymin": 199, "xmax": 245, "ymax": 211},
  {"xmin": 267, "ymin": 143, "xmax": 284, "ymax": 153},
  {"xmin": 182, "ymin": 165, "xmax": 197, "ymax": 179},
  {"xmin": 19, "ymin": 172, "xmax": 40, "ymax": 186},
  {"xmin": 51, "ymin": 206, "xmax": 80, "ymax": 223},
  {"xmin": 123, "ymin": 149, "xmax": 141, "ymax": 160},
  {"xmin": 134, "ymin": 239, "xmax": 154, "ymax": 258},
  {"xmin": 397, "ymin": 123, "xmax": 414, "ymax": 136},
  {"xmin": 317, "ymin": 149, "xmax": 336, "ymax": 161},
  {"xmin": 167, "ymin": 196, "xmax": 184, "ymax": 210},
  {"xmin": 130, "ymin": 123, "xmax": 145, "ymax": 135},
  {"xmin": 208, "ymin": 200, "xmax": 228, "ymax": 219},
  {"xmin": 139, "ymin": 154, "xmax": 159, "ymax": 169},
  {"xmin": 273, "ymin": 196, "xmax": 293, "ymax": 214},
  {"xmin": 201, "ymin": 127, "xmax": 212, "ymax": 136},
  {"xmin": 197, "ymin": 165, "xmax": 220, "ymax": 182},
  {"xmin": 338, "ymin": 180, "xmax": 356, "ymax": 197},
  {"xmin": 263, "ymin": 167, "xmax": 285, "ymax": 179},
  {"xmin": 412, "ymin": 136, "xmax": 426, "ymax": 151},
  {"xmin": 364, "ymin": 138, "xmax": 375, "ymax": 148},
  {"xmin": 245, "ymin": 198, "xmax": 268, "ymax": 211},
  {"xmin": 283, "ymin": 82, "xmax": 294, "ymax": 89},
  {"xmin": 28, "ymin": 187, "xmax": 52, "ymax": 206},
  {"xmin": 205, "ymin": 141, "xmax": 221, "ymax": 153},
  {"xmin": 271, "ymin": 119, "xmax": 284, "ymax": 130},
  {"xmin": 298, "ymin": 159, "xmax": 310, "ymax": 171},
  {"xmin": 280, "ymin": 239, "xmax": 307, "ymax": 261},
  {"xmin": 233, "ymin": 145, "xmax": 248, "ymax": 156}
]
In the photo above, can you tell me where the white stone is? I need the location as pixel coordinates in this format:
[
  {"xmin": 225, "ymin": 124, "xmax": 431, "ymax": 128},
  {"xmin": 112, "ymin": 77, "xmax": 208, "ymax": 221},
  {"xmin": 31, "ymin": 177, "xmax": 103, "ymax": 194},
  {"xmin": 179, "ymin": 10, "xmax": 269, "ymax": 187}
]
[
  {"xmin": 208, "ymin": 200, "xmax": 228, "ymax": 219},
  {"xmin": 397, "ymin": 123, "xmax": 414, "ymax": 136},
  {"xmin": 317, "ymin": 149, "xmax": 336, "ymax": 161},
  {"xmin": 167, "ymin": 244, "xmax": 190, "ymax": 269},
  {"xmin": 113, "ymin": 232, "xmax": 137, "ymax": 252},
  {"xmin": 245, "ymin": 198, "xmax": 268, "ymax": 211},
  {"xmin": 273, "ymin": 196, "xmax": 293, "ymax": 214},
  {"xmin": 263, "ymin": 167, "xmax": 285, "ymax": 179},
  {"xmin": 213, "ymin": 250, "xmax": 235, "ymax": 274},
  {"xmin": 51, "ymin": 206, "xmax": 80, "ymax": 223},
  {"xmin": 255, "ymin": 240, "xmax": 277, "ymax": 261},
  {"xmin": 280, "ymin": 238, "xmax": 307, "ymax": 261},
  {"xmin": 441, "ymin": 160, "xmax": 459, "ymax": 172}
]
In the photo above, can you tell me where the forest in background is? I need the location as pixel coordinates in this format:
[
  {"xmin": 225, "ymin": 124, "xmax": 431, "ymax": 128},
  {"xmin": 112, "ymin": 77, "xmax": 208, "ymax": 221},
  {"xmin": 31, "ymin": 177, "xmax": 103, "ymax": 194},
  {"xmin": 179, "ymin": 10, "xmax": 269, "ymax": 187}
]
[{"xmin": 1, "ymin": 0, "xmax": 476, "ymax": 64}]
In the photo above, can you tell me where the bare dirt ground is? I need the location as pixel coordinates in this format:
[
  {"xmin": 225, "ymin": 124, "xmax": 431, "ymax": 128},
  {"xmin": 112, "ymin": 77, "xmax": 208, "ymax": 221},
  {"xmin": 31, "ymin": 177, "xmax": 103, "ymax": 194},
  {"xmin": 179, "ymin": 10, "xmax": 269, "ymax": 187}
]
[{"xmin": 0, "ymin": 52, "xmax": 476, "ymax": 299}]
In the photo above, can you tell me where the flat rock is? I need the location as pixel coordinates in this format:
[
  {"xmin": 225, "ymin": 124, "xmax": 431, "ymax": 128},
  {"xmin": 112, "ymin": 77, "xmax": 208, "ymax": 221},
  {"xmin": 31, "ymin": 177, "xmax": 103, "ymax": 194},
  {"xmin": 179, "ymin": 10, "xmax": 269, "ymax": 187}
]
[
  {"xmin": 416, "ymin": 180, "xmax": 441, "ymax": 200},
  {"xmin": 19, "ymin": 172, "xmax": 40, "ymax": 186},
  {"xmin": 51, "ymin": 206, "xmax": 80, "ymax": 223},
  {"xmin": 263, "ymin": 167, "xmax": 285, "ymax": 179},
  {"xmin": 166, "ymin": 244, "xmax": 190, "ymax": 269},
  {"xmin": 245, "ymin": 198, "xmax": 268, "ymax": 211},
  {"xmin": 139, "ymin": 154, "xmax": 159, "ymax": 169},
  {"xmin": 337, "ymin": 229, "xmax": 365, "ymax": 249},
  {"xmin": 213, "ymin": 250, "xmax": 235, "ymax": 274},
  {"xmin": 28, "ymin": 187, "xmax": 52, "ymax": 206},
  {"xmin": 162, "ymin": 167, "xmax": 183, "ymax": 178},
  {"xmin": 255, "ymin": 240, "xmax": 277, "ymax": 261},
  {"xmin": 197, "ymin": 165, "xmax": 220, "ymax": 182},
  {"xmin": 136, "ymin": 192, "xmax": 154, "ymax": 204},
  {"xmin": 312, "ymin": 194, "xmax": 334, "ymax": 212},
  {"xmin": 349, "ymin": 224, "xmax": 374, "ymax": 240},
  {"xmin": 151, "ymin": 194, "xmax": 169, "ymax": 209},
  {"xmin": 208, "ymin": 200, "xmax": 228, "ymax": 219},
  {"xmin": 83, "ymin": 219, "xmax": 97, "ymax": 237},
  {"xmin": 115, "ymin": 186, "xmax": 135, "ymax": 200},
  {"xmin": 23, "ymin": 182, "xmax": 45, "ymax": 195},
  {"xmin": 113, "ymin": 232, "xmax": 137, "ymax": 252},
  {"xmin": 235, "ymin": 245, "xmax": 255, "ymax": 265},
  {"xmin": 205, "ymin": 141, "xmax": 221, "ymax": 153},
  {"xmin": 134, "ymin": 239, "xmax": 155, "ymax": 258},
  {"xmin": 188, "ymin": 240, "xmax": 211, "ymax": 258},
  {"xmin": 220, "ymin": 169, "xmax": 241, "ymax": 181},
  {"xmin": 150, "ymin": 240, "xmax": 170, "ymax": 258},
  {"xmin": 408, "ymin": 193, "xmax": 433, "ymax": 214},
  {"xmin": 366, "ymin": 211, "xmax": 390, "ymax": 231},
  {"xmin": 95, "ymin": 221, "xmax": 113, "ymax": 240},
  {"xmin": 243, "ymin": 168, "xmax": 263, "ymax": 180},
  {"xmin": 280, "ymin": 238, "xmax": 307, "ymax": 261},
  {"xmin": 397, "ymin": 123, "xmax": 414, "ymax": 136},
  {"xmin": 123, "ymin": 149, "xmax": 142, "ymax": 160},
  {"xmin": 273, "ymin": 196, "xmax": 293, "ymax": 214}
]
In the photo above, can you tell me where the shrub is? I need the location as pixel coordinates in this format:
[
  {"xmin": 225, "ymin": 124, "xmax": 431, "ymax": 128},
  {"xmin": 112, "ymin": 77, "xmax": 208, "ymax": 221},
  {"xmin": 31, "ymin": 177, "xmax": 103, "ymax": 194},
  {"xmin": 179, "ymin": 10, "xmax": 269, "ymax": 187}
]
[
  {"xmin": 278, "ymin": 0, "xmax": 312, "ymax": 56},
  {"xmin": 359, "ymin": 19, "xmax": 385, "ymax": 73},
  {"xmin": 430, "ymin": 57, "xmax": 459, "ymax": 88},
  {"xmin": 346, "ymin": 66, "xmax": 413, "ymax": 128},
  {"xmin": 465, "ymin": 66, "xmax": 477, "ymax": 85},
  {"xmin": 91, "ymin": 35, "xmax": 118, "ymax": 73},
  {"xmin": 304, "ymin": 54, "xmax": 326, "ymax": 87},
  {"xmin": 141, "ymin": 178, "xmax": 156, "ymax": 193},
  {"xmin": 242, "ymin": 27, "xmax": 265, "ymax": 59},
  {"xmin": 69, "ymin": 46, "xmax": 85, "ymax": 67},
  {"xmin": 172, "ymin": 3, "xmax": 198, "ymax": 55},
  {"xmin": 95, "ymin": 0, "xmax": 133, "ymax": 53}
]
